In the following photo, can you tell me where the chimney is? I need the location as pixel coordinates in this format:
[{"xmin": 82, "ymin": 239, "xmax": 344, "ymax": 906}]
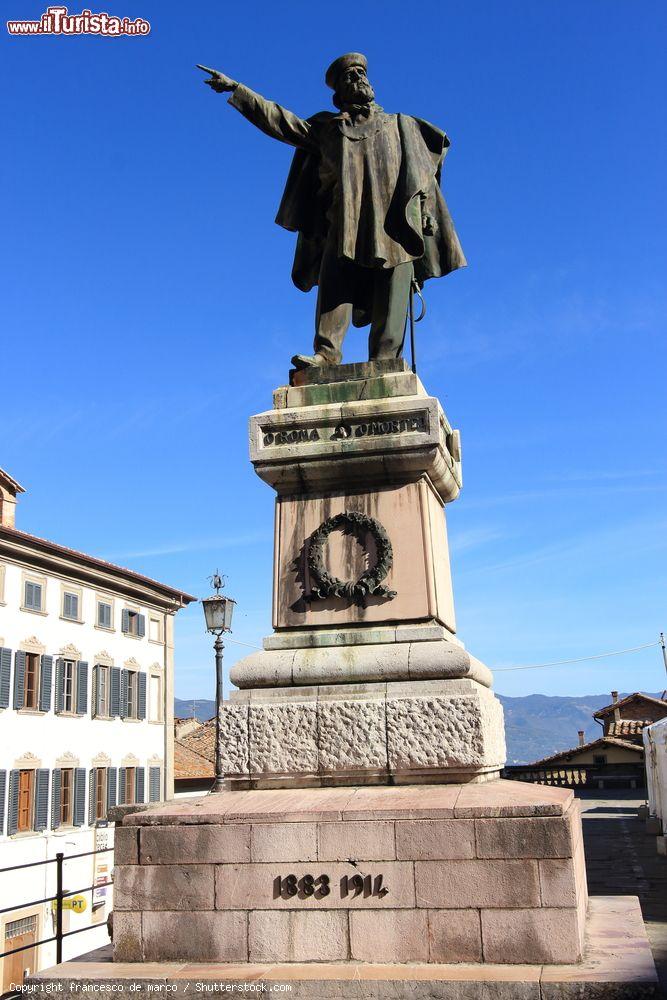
[
  {"xmin": 578, "ymin": 730, "xmax": 585, "ymax": 746},
  {"xmin": 611, "ymin": 691, "xmax": 619, "ymax": 703},
  {"xmin": 0, "ymin": 467, "xmax": 25, "ymax": 529}
]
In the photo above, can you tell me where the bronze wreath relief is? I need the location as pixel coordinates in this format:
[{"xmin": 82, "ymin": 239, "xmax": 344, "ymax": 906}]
[{"xmin": 307, "ymin": 511, "xmax": 397, "ymax": 603}]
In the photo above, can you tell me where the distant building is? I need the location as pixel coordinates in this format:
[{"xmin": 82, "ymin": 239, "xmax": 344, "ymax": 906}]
[
  {"xmin": 519, "ymin": 690, "xmax": 667, "ymax": 790},
  {"xmin": 0, "ymin": 467, "xmax": 195, "ymax": 990},
  {"xmin": 593, "ymin": 690, "xmax": 667, "ymax": 738},
  {"xmin": 174, "ymin": 717, "xmax": 214, "ymax": 796}
]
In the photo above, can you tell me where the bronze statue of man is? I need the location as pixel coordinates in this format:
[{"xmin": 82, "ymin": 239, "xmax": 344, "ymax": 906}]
[{"xmin": 201, "ymin": 53, "xmax": 466, "ymax": 370}]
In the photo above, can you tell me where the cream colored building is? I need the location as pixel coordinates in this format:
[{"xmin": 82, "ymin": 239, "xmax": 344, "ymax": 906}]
[{"xmin": 0, "ymin": 467, "xmax": 195, "ymax": 990}]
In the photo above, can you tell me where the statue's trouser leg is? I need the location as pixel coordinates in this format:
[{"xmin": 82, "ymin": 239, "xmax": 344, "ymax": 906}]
[
  {"xmin": 368, "ymin": 261, "xmax": 414, "ymax": 359},
  {"xmin": 313, "ymin": 244, "xmax": 356, "ymax": 364}
]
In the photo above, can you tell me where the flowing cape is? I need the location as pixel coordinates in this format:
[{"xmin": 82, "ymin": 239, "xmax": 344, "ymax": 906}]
[{"xmin": 275, "ymin": 113, "xmax": 467, "ymax": 303}]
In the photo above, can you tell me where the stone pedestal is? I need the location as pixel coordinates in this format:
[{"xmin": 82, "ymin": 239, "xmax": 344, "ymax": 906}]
[
  {"xmin": 222, "ymin": 360, "xmax": 506, "ymax": 788},
  {"xmin": 111, "ymin": 781, "xmax": 590, "ymax": 967}
]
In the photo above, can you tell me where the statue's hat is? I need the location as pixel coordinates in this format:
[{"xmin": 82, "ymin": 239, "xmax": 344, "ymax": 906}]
[{"xmin": 325, "ymin": 52, "xmax": 368, "ymax": 91}]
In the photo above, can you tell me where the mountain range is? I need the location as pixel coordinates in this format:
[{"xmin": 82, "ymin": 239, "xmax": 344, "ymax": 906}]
[{"xmin": 175, "ymin": 691, "xmax": 663, "ymax": 765}]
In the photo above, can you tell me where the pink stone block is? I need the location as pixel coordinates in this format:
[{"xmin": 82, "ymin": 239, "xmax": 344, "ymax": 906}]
[
  {"xmin": 111, "ymin": 911, "xmax": 142, "ymax": 961},
  {"xmin": 142, "ymin": 911, "xmax": 247, "ymax": 962},
  {"xmin": 114, "ymin": 864, "xmax": 214, "ymax": 911},
  {"xmin": 481, "ymin": 907, "xmax": 583, "ymax": 964},
  {"xmin": 215, "ymin": 862, "xmax": 415, "ymax": 910},
  {"xmin": 395, "ymin": 819, "xmax": 475, "ymax": 860},
  {"xmin": 250, "ymin": 822, "xmax": 318, "ymax": 862},
  {"xmin": 350, "ymin": 910, "xmax": 429, "ymax": 963},
  {"xmin": 415, "ymin": 859, "xmax": 540, "ymax": 908},
  {"xmin": 539, "ymin": 858, "xmax": 578, "ymax": 907},
  {"xmin": 318, "ymin": 820, "xmax": 396, "ymax": 861},
  {"xmin": 249, "ymin": 910, "xmax": 348, "ymax": 962},
  {"xmin": 475, "ymin": 816, "xmax": 573, "ymax": 859},
  {"xmin": 114, "ymin": 826, "xmax": 139, "ymax": 865},
  {"xmin": 427, "ymin": 908, "xmax": 482, "ymax": 963},
  {"xmin": 140, "ymin": 825, "xmax": 250, "ymax": 864},
  {"xmin": 455, "ymin": 780, "xmax": 573, "ymax": 818}
]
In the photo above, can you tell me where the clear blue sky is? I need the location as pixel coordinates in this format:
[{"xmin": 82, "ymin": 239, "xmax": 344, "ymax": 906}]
[{"xmin": 2, "ymin": 1, "xmax": 666, "ymax": 700}]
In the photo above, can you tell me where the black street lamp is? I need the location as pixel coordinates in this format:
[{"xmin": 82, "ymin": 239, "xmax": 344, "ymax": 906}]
[{"xmin": 201, "ymin": 573, "xmax": 236, "ymax": 793}]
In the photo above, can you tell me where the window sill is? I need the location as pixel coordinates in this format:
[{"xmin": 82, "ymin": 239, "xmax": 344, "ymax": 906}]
[
  {"xmin": 21, "ymin": 607, "xmax": 47, "ymax": 617},
  {"xmin": 55, "ymin": 711, "xmax": 85, "ymax": 719},
  {"xmin": 122, "ymin": 632, "xmax": 142, "ymax": 641},
  {"xmin": 148, "ymin": 638, "xmax": 164, "ymax": 646},
  {"xmin": 149, "ymin": 719, "xmax": 165, "ymax": 725},
  {"xmin": 17, "ymin": 708, "xmax": 47, "ymax": 716},
  {"xmin": 60, "ymin": 615, "xmax": 83, "ymax": 625},
  {"xmin": 93, "ymin": 714, "xmax": 114, "ymax": 721},
  {"xmin": 94, "ymin": 624, "xmax": 115, "ymax": 633},
  {"xmin": 10, "ymin": 831, "xmax": 43, "ymax": 840},
  {"xmin": 121, "ymin": 717, "xmax": 142, "ymax": 723}
]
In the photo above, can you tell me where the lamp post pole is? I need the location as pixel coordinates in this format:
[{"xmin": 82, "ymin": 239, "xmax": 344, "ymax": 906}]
[
  {"xmin": 201, "ymin": 572, "xmax": 236, "ymax": 796},
  {"xmin": 213, "ymin": 632, "xmax": 225, "ymax": 792}
]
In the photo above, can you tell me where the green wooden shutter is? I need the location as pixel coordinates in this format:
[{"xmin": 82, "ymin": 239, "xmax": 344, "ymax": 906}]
[
  {"xmin": 118, "ymin": 768, "xmax": 126, "ymax": 805},
  {"xmin": 51, "ymin": 769, "xmax": 62, "ymax": 829},
  {"xmin": 137, "ymin": 673, "xmax": 147, "ymax": 720},
  {"xmin": 88, "ymin": 769, "xmax": 96, "ymax": 825},
  {"xmin": 135, "ymin": 768, "xmax": 145, "ymax": 804},
  {"xmin": 55, "ymin": 659, "xmax": 65, "ymax": 714},
  {"xmin": 8, "ymin": 771, "xmax": 19, "ymax": 836},
  {"xmin": 39, "ymin": 654, "xmax": 53, "ymax": 712},
  {"xmin": 73, "ymin": 768, "xmax": 86, "ymax": 826},
  {"xmin": 137, "ymin": 614, "xmax": 146, "ymax": 638},
  {"xmin": 0, "ymin": 771, "xmax": 7, "ymax": 834},
  {"xmin": 76, "ymin": 661, "xmax": 88, "ymax": 715},
  {"xmin": 110, "ymin": 668, "xmax": 121, "ymax": 717},
  {"xmin": 34, "ymin": 769, "xmax": 49, "ymax": 831},
  {"xmin": 0, "ymin": 648, "xmax": 11, "ymax": 708},
  {"xmin": 148, "ymin": 767, "xmax": 160, "ymax": 802},
  {"xmin": 107, "ymin": 768, "xmax": 117, "ymax": 810},
  {"xmin": 13, "ymin": 651, "xmax": 26, "ymax": 709},
  {"xmin": 121, "ymin": 609, "xmax": 130, "ymax": 634}
]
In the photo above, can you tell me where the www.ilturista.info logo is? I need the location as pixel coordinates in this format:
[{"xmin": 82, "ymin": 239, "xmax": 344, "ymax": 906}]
[{"xmin": 7, "ymin": 6, "xmax": 150, "ymax": 35}]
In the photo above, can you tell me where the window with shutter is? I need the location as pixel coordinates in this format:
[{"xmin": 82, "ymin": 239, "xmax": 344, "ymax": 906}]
[
  {"xmin": 76, "ymin": 661, "xmax": 88, "ymax": 715},
  {"xmin": 95, "ymin": 767, "xmax": 108, "ymax": 821},
  {"xmin": 51, "ymin": 769, "xmax": 62, "ymax": 829},
  {"xmin": 118, "ymin": 768, "xmax": 126, "ymax": 805},
  {"xmin": 34, "ymin": 769, "xmax": 49, "ymax": 831},
  {"xmin": 135, "ymin": 768, "xmax": 145, "ymax": 804},
  {"xmin": 39, "ymin": 655, "xmax": 53, "ymax": 712},
  {"xmin": 73, "ymin": 768, "xmax": 86, "ymax": 826},
  {"xmin": 0, "ymin": 770, "xmax": 7, "ymax": 834},
  {"xmin": 93, "ymin": 665, "xmax": 111, "ymax": 718},
  {"xmin": 120, "ymin": 669, "xmax": 129, "ymax": 718},
  {"xmin": 61, "ymin": 659, "xmax": 76, "ymax": 713},
  {"xmin": 8, "ymin": 771, "xmax": 20, "ymax": 836},
  {"xmin": 13, "ymin": 651, "xmax": 26, "ymax": 709},
  {"xmin": 59, "ymin": 768, "xmax": 73, "ymax": 826},
  {"xmin": 23, "ymin": 653, "xmax": 40, "ymax": 709},
  {"xmin": 55, "ymin": 659, "xmax": 64, "ymax": 713},
  {"xmin": 148, "ymin": 767, "xmax": 160, "ymax": 802},
  {"xmin": 0, "ymin": 648, "xmax": 11, "ymax": 709},
  {"xmin": 63, "ymin": 592, "xmax": 79, "ymax": 621},
  {"xmin": 97, "ymin": 601, "xmax": 112, "ymax": 629},
  {"xmin": 24, "ymin": 581, "xmax": 43, "ymax": 611},
  {"xmin": 137, "ymin": 673, "xmax": 147, "ymax": 720},
  {"xmin": 110, "ymin": 667, "xmax": 121, "ymax": 717},
  {"xmin": 88, "ymin": 770, "xmax": 96, "ymax": 825},
  {"xmin": 106, "ymin": 768, "xmax": 117, "ymax": 810}
]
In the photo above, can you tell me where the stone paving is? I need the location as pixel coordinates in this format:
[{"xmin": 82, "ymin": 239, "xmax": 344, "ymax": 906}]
[{"xmin": 578, "ymin": 789, "xmax": 667, "ymax": 998}]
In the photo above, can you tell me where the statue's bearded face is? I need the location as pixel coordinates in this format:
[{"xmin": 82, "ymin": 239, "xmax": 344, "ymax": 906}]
[{"xmin": 337, "ymin": 65, "xmax": 375, "ymax": 105}]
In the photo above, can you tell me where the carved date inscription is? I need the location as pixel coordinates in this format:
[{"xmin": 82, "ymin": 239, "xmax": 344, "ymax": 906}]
[{"xmin": 273, "ymin": 873, "xmax": 388, "ymax": 901}]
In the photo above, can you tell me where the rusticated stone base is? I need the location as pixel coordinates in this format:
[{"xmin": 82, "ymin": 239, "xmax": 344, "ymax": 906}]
[
  {"xmin": 217, "ymin": 678, "xmax": 505, "ymax": 788},
  {"xmin": 110, "ymin": 780, "xmax": 589, "ymax": 967}
]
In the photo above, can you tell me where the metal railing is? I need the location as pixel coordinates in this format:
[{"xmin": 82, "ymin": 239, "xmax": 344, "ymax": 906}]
[{"xmin": 0, "ymin": 847, "xmax": 113, "ymax": 997}]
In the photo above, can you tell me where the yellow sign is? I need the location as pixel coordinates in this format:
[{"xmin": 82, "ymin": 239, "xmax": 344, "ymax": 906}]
[{"xmin": 52, "ymin": 895, "xmax": 87, "ymax": 913}]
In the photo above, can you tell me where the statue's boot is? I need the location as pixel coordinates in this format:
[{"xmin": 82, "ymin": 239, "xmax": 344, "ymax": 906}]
[{"xmin": 291, "ymin": 353, "xmax": 329, "ymax": 370}]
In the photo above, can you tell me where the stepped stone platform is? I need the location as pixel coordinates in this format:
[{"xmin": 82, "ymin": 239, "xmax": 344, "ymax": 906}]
[
  {"xmin": 29, "ymin": 897, "xmax": 659, "ymax": 999},
  {"xmin": 106, "ymin": 780, "xmax": 595, "ymax": 968}
]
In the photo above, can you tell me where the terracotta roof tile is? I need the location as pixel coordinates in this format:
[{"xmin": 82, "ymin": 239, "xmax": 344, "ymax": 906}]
[
  {"xmin": 607, "ymin": 720, "xmax": 651, "ymax": 737},
  {"xmin": 174, "ymin": 741, "xmax": 214, "ymax": 780},
  {"xmin": 593, "ymin": 692, "xmax": 667, "ymax": 719}
]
